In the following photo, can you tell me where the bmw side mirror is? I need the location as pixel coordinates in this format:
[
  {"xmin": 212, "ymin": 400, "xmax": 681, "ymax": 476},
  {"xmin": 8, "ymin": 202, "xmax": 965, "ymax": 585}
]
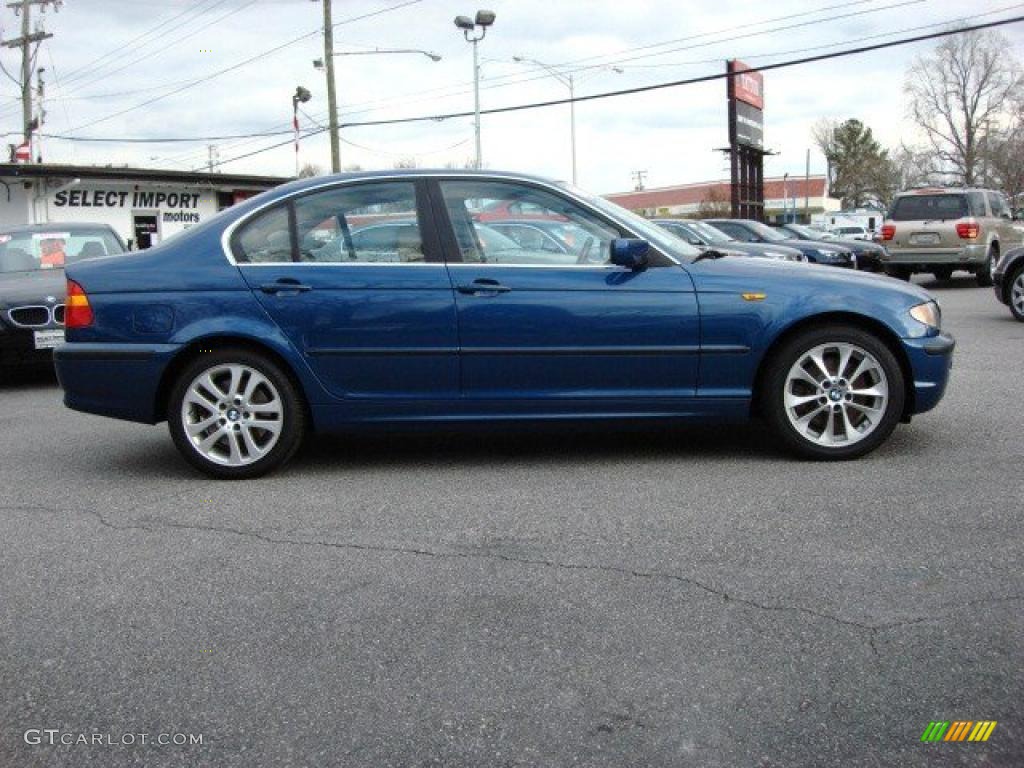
[{"xmin": 609, "ymin": 238, "xmax": 649, "ymax": 270}]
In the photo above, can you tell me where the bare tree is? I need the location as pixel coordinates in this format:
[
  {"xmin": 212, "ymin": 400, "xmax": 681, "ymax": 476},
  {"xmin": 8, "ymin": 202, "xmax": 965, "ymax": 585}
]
[
  {"xmin": 393, "ymin": 156, "xmax": 418, "ymax": 169},
  {"xmin": 694, "ymin": 186, "xmax": 731, "ymax": 219},
  {"xmin": 297, "ymin": 163, "xmax": 322, "ymax": 178},
  {"xmin": 342, "ymin": 163, "xmax": 364, "ymax": 172},
  {"xmin": 811, "ymin": 117, "xmax": 840, "ymax": 188},
  {"xmin": 904, "ymin": 29, "xmax": 1023, "ymax": 186}
]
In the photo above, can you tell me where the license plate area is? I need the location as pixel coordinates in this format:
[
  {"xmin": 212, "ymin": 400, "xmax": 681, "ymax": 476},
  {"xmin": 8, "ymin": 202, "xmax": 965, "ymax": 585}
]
[
  {"xmin": 33, "ymin": 329, "xmax": 65, "ymax": 349},
  {"xmin": 910, "ymin": 232, "xmax": 941, "ymax": 246}
]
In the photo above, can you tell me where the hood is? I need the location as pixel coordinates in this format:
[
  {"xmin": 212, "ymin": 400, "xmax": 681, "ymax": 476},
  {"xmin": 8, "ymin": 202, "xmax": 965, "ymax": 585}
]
[
  {"xmin": 0, "ymin": 268, "xmax": 67, "ymax": 310},
  {"xmin": 724, "ymin": 241, "xmax": 805, "ymax": 260},
  {"xmin": 826, "ymin": 237, "xmax": 884, "ymax": 255},
  {"xmin": 691, "ymin": 253, "xmax": 933, "ymax": 303}
]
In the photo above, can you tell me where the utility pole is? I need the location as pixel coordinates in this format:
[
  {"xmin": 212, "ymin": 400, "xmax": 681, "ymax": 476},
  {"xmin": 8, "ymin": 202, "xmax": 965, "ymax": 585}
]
[
  {"xmin": 207, "ymin": 144, "xmax": 219, "ymax": 174},
  {"xmin": 804, "ymin": 148, "xmax": 810, "ymax": 223},
  {"xmin": 631, "ymin": 169, "xmax": 647, "ymax": 191},
  {"xmin": 2, "ymin": 0, "xmax": 57, "ymax": 159},
  {"xmin": 35, "ymin": 64, "xmax": 44, "ymax": 162},
  {"xmin": 321, "ymin": 0, "xmax": 340, "ymax": 173}
]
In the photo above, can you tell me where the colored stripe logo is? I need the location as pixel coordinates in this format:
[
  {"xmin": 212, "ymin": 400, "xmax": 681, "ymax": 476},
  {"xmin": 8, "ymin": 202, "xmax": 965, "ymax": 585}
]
[{"xmin": 921, "ymin": 721, "xmax": 997, "ymax": 742}]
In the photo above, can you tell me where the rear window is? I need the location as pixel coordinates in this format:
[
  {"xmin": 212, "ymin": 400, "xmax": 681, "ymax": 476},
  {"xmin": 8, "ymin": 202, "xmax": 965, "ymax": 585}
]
[{"xmin": 889, "ymin": 194, "xmax": 968, "ymax": 221}]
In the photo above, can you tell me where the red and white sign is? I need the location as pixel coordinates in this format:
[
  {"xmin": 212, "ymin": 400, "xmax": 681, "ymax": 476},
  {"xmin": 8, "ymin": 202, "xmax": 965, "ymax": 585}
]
[
  {"xmin": 728, "ymin": 60, "xmax": 764, "ymax": 110},
  {"xmin": 14, "ymin": 141, "xmax": 31, "ymax": 163}
]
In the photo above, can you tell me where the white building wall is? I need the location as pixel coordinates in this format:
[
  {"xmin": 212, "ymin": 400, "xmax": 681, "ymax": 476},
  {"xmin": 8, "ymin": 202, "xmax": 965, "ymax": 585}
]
[
  {"xmin": 0, "ymin": 181, "xmax": 30, "ymax": 229},
  {"xmin": 24, "ymin": 178, "xmax": 221, "ymax": 245}
]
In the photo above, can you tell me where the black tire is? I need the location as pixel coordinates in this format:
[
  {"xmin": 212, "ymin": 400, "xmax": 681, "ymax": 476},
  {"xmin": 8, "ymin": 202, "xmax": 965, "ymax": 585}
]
[
  {"xmin": 761, "ymin": 325, "xmax": 906, "ymax": 460},
  {"xmin": 976, "ymin": 246, "xmax": 996, "ymax": 287},
  {"xmin": 1009, "ymin": 263, "xmax": 1024, "ymax": 322},
  {"xmin": 931, "ymin": 267, "xmax": 953, "ymax": 281},
  {"xmin": 885, "ymin": 266, "xmax": 911, "ymax": 281},
  {"xmin": 167, "ymin": 348, "xmax": 306, "ymax": 479}
]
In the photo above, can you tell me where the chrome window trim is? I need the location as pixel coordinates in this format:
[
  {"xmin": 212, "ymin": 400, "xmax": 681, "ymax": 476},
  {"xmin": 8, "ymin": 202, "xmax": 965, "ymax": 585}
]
[{"xmin": 219, "ymin": 172, "xmax": 682, "ymax": 268}]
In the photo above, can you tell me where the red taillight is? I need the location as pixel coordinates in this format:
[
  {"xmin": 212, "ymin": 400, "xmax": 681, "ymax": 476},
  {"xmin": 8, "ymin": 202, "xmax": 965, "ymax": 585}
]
[
  {"xmin": 956, "ymin": 221, "xmax": 979, "ymax": 239},
  {"xmin": 65, "ymin": 279, "xmax": 93, "ymax": 328},
  {"xmin": 881, "ymin": 224, "xmax": 895, "ymax": 241}
]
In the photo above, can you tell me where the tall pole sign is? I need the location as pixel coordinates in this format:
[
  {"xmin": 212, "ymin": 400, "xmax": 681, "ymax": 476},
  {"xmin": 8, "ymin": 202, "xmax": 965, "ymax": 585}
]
[{"xmin": 725, "ymin": 59, "xmax": 767, "ymax": 221}]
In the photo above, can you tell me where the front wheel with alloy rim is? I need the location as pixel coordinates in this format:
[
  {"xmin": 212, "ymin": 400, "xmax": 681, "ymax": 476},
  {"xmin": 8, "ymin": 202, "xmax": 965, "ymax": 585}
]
[
  {"xmin": 168, "ymin": 349, "xmax": 306, "ymax": 479},
  {"xmin": 762, "ymin": 326, "xmax": 906, "ymax": 460},
  {"xmin": 976, "ymin": 246, "xmax": 996, "ymax": 287},
  {"xmin": 1009, "ymin": 264, "xmax": 1024, "ymax": 322}
]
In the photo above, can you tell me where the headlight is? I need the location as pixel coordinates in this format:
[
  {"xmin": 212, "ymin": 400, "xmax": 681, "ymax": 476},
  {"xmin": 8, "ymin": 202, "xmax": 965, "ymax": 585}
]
[{"xmin": 909, "ymin": 301, "xmax": 941, "ymax": 330}]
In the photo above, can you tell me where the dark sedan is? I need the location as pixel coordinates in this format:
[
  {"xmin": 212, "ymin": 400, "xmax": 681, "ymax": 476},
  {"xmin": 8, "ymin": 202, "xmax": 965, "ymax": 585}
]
[
  {"xmin": 704, "ymin": 219, "xmax": 856, "ymax": 268},
  {"xmin": 653, "ymin": 219, "xmax": 806, "ymax": 262},
  {"xmin": 776, "ymin": 223, "xmax": 887, "ymax": 272},
  {"xmin": 0, "ymin": 223, "xmax": 125, "ymax": 369}
]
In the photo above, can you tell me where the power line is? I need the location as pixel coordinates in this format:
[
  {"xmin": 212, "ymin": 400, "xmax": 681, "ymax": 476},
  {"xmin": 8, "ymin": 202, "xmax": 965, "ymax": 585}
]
[
  {"xmin": 203, "ymin": 14, "xmax": 1024, "ymax": 171},
  {"xmin": 53, "ymin": 0, "xmax": 425, "ymax": 134}
]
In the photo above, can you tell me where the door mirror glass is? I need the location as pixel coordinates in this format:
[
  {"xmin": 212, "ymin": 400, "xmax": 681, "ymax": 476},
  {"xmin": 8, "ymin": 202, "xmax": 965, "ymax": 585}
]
[{"xmin": 610, "ymin": 238, "xmax": 649, "ymax": 269}]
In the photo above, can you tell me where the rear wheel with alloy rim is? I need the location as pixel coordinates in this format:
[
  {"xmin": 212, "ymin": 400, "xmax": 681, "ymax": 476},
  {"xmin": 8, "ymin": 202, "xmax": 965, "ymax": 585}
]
[
  {"xmin": 1009, "ymin": 264, "xmax": 1024, "ymax": 322},
  {"xmin": 762, "ymin": 326, "xmax": 905, "ymax": 459},
  {"xmin": 168, "ymin": 349, "xmax": 306, "ymax": 479}
]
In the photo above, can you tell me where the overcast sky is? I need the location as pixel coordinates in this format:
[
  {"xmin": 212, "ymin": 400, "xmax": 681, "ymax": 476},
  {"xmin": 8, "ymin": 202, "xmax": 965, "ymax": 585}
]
[{"xmin": 1, "ymin": 0, "xmax": 1022, "ymax": 193}]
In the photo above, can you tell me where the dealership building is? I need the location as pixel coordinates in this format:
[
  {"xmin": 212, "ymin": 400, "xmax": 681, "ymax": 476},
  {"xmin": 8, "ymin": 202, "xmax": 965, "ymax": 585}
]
[
  {"xmin": 0, "ymin": 164, "xmax": 288, "ymax": 249},
  {"xmin": 605, "ymin": 175, "xmax": 841, "ymax": 224}
]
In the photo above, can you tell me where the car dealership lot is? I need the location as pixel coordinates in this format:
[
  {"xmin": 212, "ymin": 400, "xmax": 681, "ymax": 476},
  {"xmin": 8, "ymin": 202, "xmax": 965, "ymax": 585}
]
[{"xmin": 1, "ymin": 278, "xmax": 1021, "ymax": 767}]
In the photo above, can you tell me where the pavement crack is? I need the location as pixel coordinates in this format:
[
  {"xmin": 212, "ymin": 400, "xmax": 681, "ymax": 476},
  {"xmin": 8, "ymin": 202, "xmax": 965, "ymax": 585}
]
[{"xmin": 5, "ymin": 504, "xmax": 1021, "ymax": 654}]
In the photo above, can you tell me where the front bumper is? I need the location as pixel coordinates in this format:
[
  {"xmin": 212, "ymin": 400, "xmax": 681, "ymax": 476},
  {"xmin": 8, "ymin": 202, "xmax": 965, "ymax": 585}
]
[
  {"xmin": 0, "ymin": 326, "xmax": 60, "ymax": 367},
  {"xmin": 901, "ymin": 332, "xmax": 955, "ymax": 415},
  {"xmin": 882, "ymin": 243, "xmax": 986, "ymax": 266},
  {"xmin": 54, "ymin": 342, "xmax": 180, "ymax": 423}
]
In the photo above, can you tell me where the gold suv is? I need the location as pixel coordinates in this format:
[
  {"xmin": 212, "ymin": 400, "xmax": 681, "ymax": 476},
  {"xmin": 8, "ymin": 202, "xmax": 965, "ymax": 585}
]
[{"xmin": 880, "ymin": 187, "xmax": 1021, "ymax": 286}]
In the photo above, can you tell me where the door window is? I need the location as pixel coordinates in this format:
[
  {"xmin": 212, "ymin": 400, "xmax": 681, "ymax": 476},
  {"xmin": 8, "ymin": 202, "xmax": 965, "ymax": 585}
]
[
  {"xmin": 233, "ymin": 205, "xmax": 292, "ymax": 263},
  {"xmin": 439, "ymin": 180, "xmax": 622, "ymax": 266},
  {"xmin": 294, "ymin": 182, "xmax": 424, "ymax": 263},
  {"xmin": 712, "ymin": 221, "xmax": 753, "ymax": 241}
]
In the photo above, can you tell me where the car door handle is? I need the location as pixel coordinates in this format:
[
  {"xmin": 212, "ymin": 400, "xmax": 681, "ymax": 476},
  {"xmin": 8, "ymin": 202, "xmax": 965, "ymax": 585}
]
[
  {"xmin": 260, "ymin": 279, "xmax": 312, "ymax": 295},
  {"xmin": 457, "ymin": 279, "xmax": 511, "ymax": 295}
]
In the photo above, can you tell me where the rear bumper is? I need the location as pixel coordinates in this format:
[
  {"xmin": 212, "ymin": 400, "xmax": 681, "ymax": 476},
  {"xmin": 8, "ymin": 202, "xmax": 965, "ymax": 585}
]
[
  {"xmin": 882, "ymin": 243, "xmax": 986, "ymax": 266},
  {"xmin": 54, "ymin": 342, "xmax": 180, "ymax": 424},
  {"xmin": 901, "ymin": 332, "xmax": 955, "ymax": 415}
]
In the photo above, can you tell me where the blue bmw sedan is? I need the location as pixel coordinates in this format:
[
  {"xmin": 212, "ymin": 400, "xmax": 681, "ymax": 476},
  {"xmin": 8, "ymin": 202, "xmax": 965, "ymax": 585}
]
[{"xmin": 55, "ymin": 171, "xmax": 954, "ymax": 478}]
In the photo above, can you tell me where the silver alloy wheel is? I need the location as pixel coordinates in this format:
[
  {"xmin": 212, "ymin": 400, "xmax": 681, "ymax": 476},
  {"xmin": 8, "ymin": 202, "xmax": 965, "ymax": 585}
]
[
  {"xmin": 180, "ymin": 363, "xmax": 283, "ymax": 467},
  {"xmin": 783, "ymin": 342, "xmax": 889, "ymax": 448},
  {"xmin": 1013, "ymin": 272, "xmax": 1024, "ymax": 317}
]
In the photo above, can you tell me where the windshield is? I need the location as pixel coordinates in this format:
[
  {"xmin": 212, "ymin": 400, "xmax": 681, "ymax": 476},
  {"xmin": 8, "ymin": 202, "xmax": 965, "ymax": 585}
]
[
  {"xmin": 0, "ymin": 228, "xmax": 125, "ymax": 273},
  {"xmin": 783, "ymin": 223, "xmax": 817, "ymax": 238},
  {"xmin": 837, "ymin": 226, "xmax": 863, "ymax": 235},
  {"xmin": 564, "ymin": 185, "xmax": 701, "ymax": 261},
  {"xmin": 746, "ymin": 221, "xmax": 789, "ymax": 242},
  {"xmin": 686, "ymin": 220, "xmax": 734, "ymax": 243}
]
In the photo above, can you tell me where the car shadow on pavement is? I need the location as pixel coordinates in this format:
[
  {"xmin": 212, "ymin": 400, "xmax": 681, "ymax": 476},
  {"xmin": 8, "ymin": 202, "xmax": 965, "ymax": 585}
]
[
  {"xmin": 294, "ymin": 421, "xmax": 786, "ymax": 474},
  {"xmin": 0, "ymin": 365, "xmax": 58, "ymax": 391},
  {"xmin": 915, "ymin": 275, "xmax": 988, "ymax": 291}
]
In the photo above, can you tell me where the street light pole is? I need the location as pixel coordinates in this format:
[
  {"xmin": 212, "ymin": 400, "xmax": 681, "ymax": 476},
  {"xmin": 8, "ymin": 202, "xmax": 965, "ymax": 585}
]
[
  {"xmin": 321, "ymin": 0, "xmax": 340, "ymax": 173},
  {"xmin": 512, "ymin": 57, "xmax": 620, "ymax": 185},
  {"xmin": 455, "ymin": 11, "xmax": 496, "ymax": 170},
  {"xmin": 313, "ymin": 48, "xmax": 440, "ymax": 173}
]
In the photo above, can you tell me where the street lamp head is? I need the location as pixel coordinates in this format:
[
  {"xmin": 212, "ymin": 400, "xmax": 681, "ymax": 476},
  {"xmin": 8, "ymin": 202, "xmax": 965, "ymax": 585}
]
[
  {"xmin": 313, "ymin": 58, "xmax": 324, "ymax": 71},
  {"xmin": 475, "ymin": 9, "xmax": 496, "ymax": 27},
  {"xmin": 427, "ymin": 52, "xmax": 442, "ymax": 62},
  {"xmin": 454, "ymin": 15, "xmax": 474, "ymax": 30},
  {"xmin": 611, "ymin": 66, "xmax": 624, "ymax": 74},
  {"xmin": 293, "ymin": 85, "xmax": 312, "ymax": 104},
  {"xmin": 512, "ymin": 55, "xmax": 525, "ymax": 63}
]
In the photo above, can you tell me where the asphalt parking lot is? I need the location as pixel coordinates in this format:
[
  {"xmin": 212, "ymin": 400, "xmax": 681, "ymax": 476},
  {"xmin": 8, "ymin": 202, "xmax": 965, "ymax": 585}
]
[{"xmin": 1, "ymin": 275, "xmax": 1021, "ymax": 767}]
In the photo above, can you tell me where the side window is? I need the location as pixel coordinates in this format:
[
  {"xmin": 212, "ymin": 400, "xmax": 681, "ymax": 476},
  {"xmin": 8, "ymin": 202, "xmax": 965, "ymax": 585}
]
[
  {"xmin": 968, "ymin": 191, "xmax": 988, "ymax": 217},
  {"xmin": 988, "ymin": 191, "xmax": 1010, "ymax": 219},
  {"xmin": 234, "ymin": 205, "xmax": 293, "ymax": 264},
  {"xmin": 438, "ymin": 180, "xmax": 621, "ymax": 265},
  {"xmin": 293, "ymin": 182, "xmax": 423, "ymax": 263}
]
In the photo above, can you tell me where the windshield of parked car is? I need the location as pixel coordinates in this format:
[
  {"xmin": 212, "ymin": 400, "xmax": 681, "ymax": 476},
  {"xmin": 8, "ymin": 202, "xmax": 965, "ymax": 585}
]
[
  {"xmin": 744, "ymin": 220, "xmax": 789, "ymax": 242},
  {"xmin": 782, "ymin": 223, "xmax": 818, "ymax": 238},
  {"xmin": 561, "ymin": 184, "xmax": 702, "ymax": 261},
  {"xmin": 0, "ymin": 228, "xmax": 125, "ymax": 273},
  {"xmin": 889, "ymin": 194, "xmax": 968, "ymax": 221},
  {"xmin": 685, "ymin": 220, "xmax": 735, "ymax": 244}
]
